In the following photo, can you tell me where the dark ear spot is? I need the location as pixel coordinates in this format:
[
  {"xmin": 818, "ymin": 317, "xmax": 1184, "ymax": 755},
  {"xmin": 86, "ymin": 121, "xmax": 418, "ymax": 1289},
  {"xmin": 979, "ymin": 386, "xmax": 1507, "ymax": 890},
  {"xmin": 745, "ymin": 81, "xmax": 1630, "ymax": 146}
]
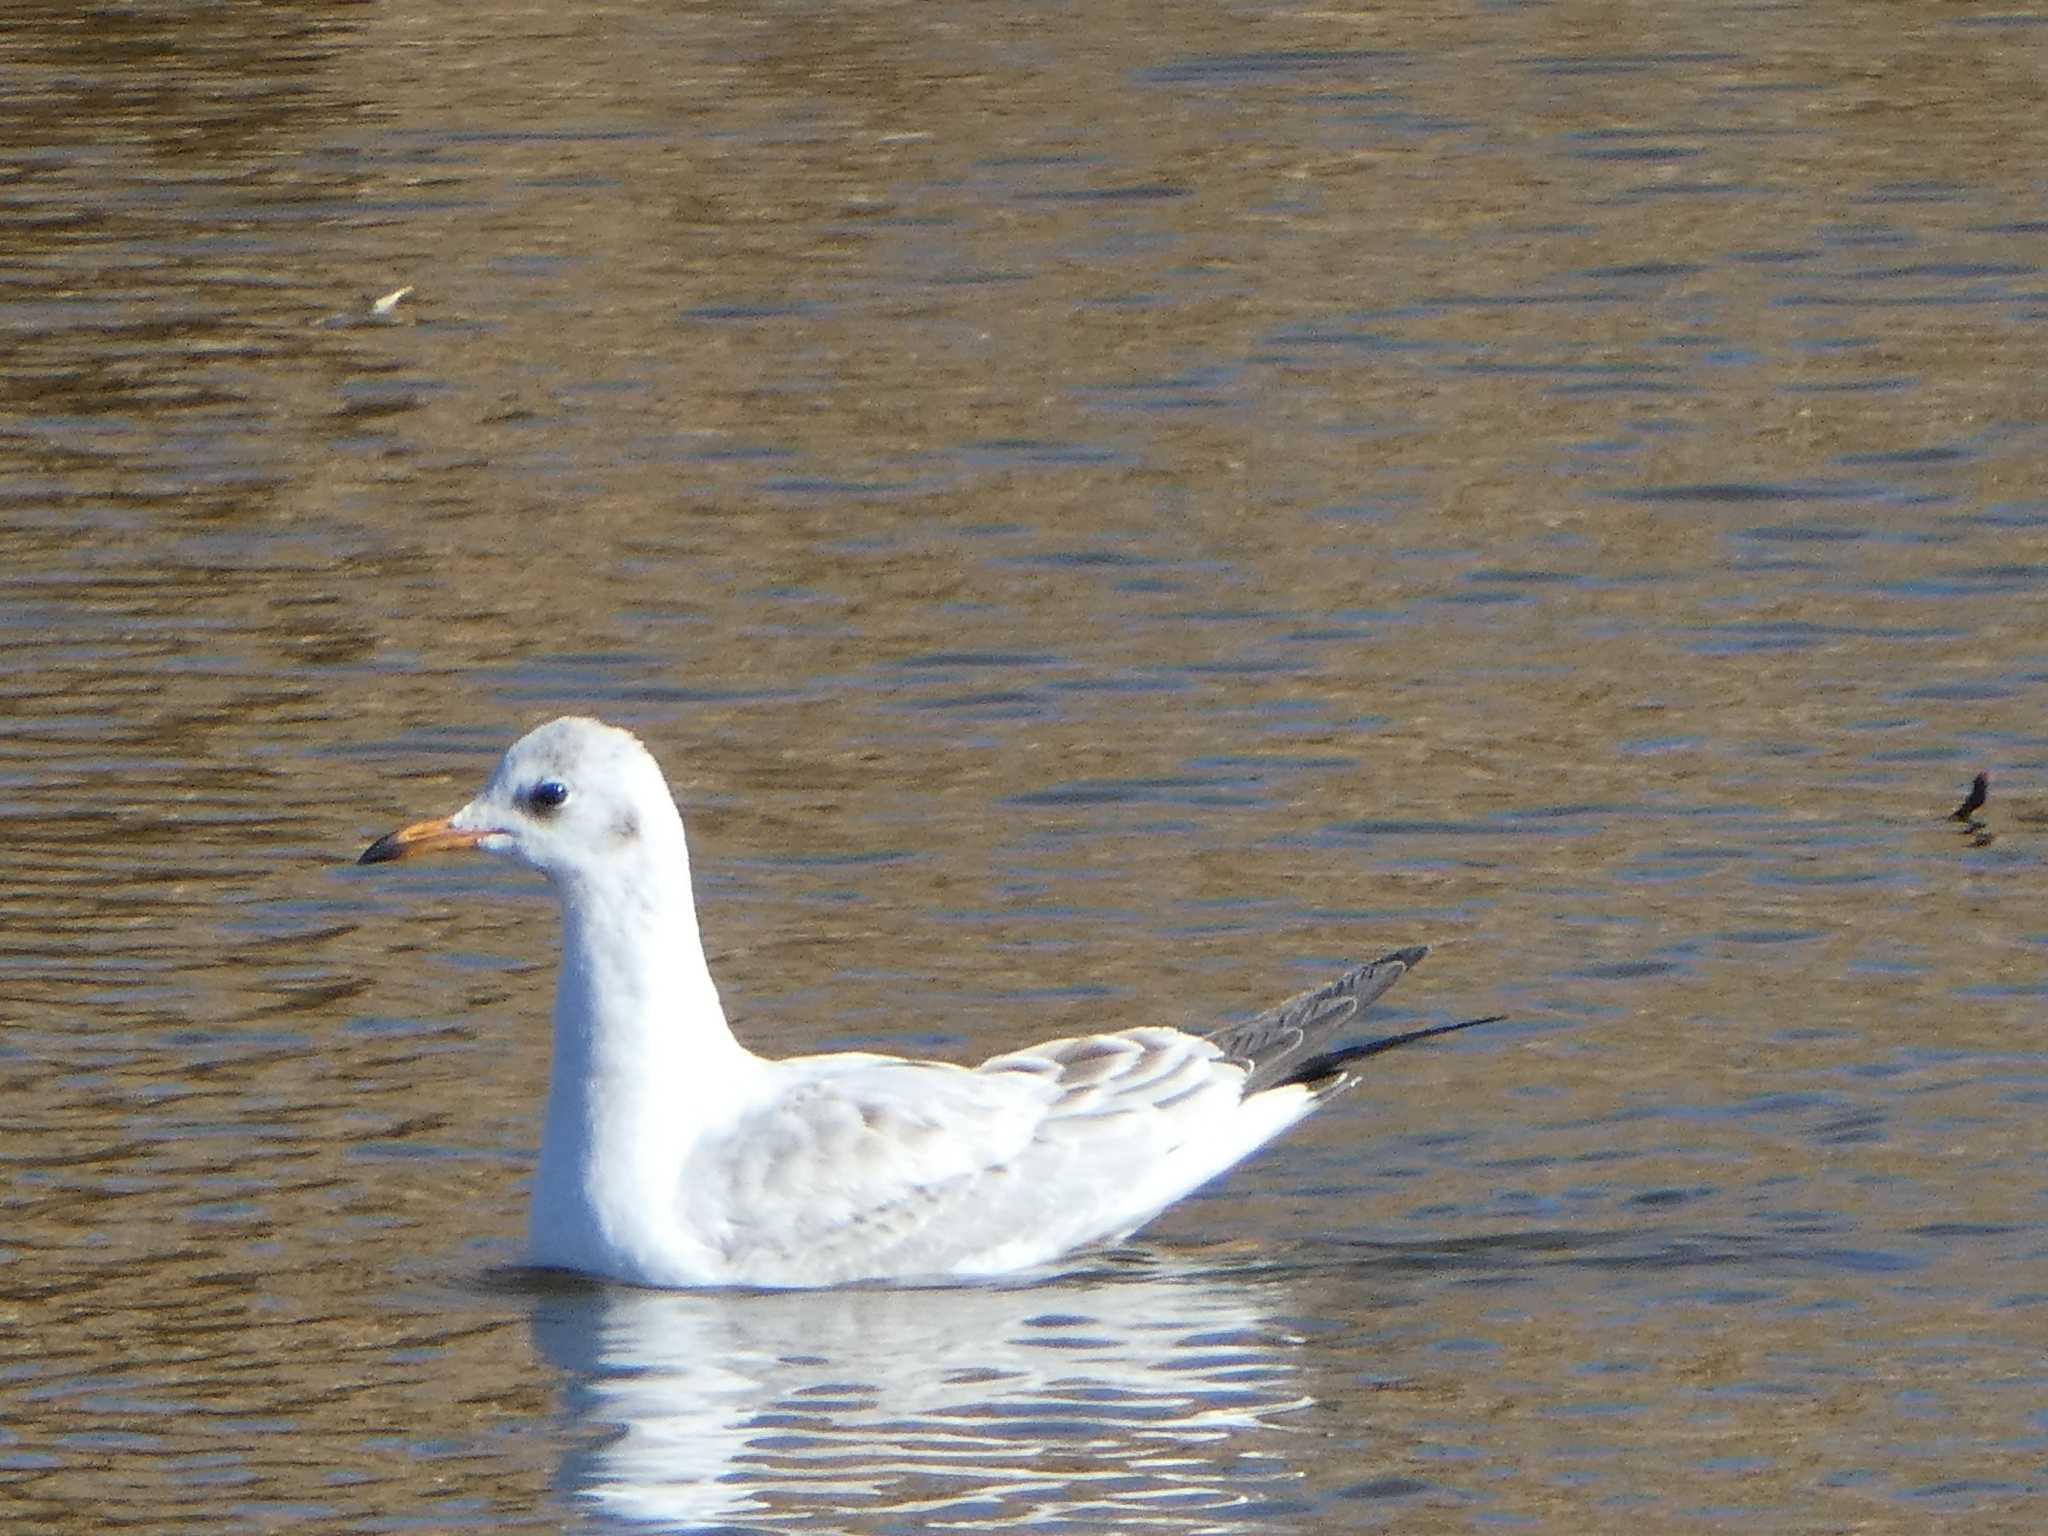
[{"xmin": 612, "ymin": 810, "xmax": 639, "ymax": 844}]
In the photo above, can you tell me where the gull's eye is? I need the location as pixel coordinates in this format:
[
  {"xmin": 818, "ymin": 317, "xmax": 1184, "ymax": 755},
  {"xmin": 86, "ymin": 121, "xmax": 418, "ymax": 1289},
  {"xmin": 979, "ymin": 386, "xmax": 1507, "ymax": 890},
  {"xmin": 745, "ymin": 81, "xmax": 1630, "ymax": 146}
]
[{"xmin": 527, "ymin": 779, "xmax": 570, "ymax": 814}]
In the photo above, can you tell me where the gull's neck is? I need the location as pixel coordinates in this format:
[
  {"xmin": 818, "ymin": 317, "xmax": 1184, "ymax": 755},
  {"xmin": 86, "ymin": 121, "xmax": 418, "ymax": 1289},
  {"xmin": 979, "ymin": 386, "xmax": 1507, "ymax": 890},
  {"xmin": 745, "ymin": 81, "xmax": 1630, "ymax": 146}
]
[{"xmin": 530, "ymin": 814, "xmax": 757, "ymax": 1272}]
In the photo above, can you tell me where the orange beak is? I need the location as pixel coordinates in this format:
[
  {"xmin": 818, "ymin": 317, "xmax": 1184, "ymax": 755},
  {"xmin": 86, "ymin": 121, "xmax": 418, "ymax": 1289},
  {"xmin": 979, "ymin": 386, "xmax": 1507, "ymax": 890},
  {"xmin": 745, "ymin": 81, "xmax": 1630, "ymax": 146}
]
[{"xmin": 358, "ymin": 815, "xmax": 489, "ymax": 865}]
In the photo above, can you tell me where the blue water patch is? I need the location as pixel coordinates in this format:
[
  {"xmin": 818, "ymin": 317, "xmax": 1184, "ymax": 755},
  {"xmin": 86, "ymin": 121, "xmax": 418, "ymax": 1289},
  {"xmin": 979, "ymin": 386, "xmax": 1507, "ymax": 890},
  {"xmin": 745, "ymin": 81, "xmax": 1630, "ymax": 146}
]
[{"xmin": 1134, "ymin": 49, "xmax": 1409, "ymax": 88}]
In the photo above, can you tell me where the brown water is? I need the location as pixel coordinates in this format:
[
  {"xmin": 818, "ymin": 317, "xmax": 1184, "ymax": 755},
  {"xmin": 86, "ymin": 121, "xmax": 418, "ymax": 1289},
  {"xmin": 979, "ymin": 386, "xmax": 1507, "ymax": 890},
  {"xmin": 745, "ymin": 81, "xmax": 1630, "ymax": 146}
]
[{"xmin": 3, "ymin": 0, "xmax": 2046, "ymax": 1529}]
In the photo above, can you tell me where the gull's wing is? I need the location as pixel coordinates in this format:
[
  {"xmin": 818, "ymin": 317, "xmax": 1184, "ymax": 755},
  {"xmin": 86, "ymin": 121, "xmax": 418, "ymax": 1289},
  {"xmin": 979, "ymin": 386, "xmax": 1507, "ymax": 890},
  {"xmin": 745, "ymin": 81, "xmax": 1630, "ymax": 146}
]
[
  {"xmin": 679, "ymin": 1029, "xmax": 1249, "ymax": 1286},
  {"xmin": 677, "ymin": 951, "xmax": 1477, "ymax": 1286}
]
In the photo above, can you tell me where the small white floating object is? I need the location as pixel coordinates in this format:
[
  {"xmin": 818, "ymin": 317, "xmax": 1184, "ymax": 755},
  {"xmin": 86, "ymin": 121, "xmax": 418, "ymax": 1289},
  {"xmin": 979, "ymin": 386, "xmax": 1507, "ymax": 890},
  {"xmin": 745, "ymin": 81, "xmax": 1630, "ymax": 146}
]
[
  {"xmin": 370, "ymin": 284, "xmax": 414, "ymax": 316},
  {"xmin": 359, "ymin": 716, "xmax": 1494, "ymax": 1289}
]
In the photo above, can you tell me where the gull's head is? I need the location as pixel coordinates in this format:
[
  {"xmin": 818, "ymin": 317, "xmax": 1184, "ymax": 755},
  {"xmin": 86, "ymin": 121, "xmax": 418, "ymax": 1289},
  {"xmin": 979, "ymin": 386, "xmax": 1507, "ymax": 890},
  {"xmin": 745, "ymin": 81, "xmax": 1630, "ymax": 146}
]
[{"xmin": 359, "ymin": 717, "xmax": 680, "ymax": 883}]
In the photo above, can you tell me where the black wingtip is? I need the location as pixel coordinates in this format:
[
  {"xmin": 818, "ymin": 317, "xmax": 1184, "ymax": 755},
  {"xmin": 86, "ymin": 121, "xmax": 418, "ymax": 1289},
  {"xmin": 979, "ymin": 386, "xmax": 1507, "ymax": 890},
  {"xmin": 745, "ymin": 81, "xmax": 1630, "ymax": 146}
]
[
  {"xmin": 1290, "ymin": 1012, "xmax": 1503, "ymax": 1089},
  {"xmin": 1204, "ymin": 945, "xmax": 1447, "ymax": 1095}
]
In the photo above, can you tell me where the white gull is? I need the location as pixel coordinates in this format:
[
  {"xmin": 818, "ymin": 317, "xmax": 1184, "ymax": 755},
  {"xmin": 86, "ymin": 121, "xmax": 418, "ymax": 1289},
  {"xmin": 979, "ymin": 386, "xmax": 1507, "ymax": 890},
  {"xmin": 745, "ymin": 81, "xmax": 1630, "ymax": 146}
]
[{"xmin": 359, "ymin": 716, "xmax": 1494, "ymax": 1290}]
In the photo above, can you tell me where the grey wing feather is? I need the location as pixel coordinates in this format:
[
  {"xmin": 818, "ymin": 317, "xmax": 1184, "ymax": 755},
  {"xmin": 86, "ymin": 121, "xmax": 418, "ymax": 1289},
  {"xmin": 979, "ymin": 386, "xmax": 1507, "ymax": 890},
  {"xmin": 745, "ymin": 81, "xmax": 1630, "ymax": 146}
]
[
  {"xmin": 1203, "ymin": 945, "xmax": 1428, "ymax": 1093},
  {"xmin": 985, "ymin": 1027, "xmax": 1230, "ymax": 1123},
  {"xmin": 690, "ymin": 1063, "xmax": 1053, "ymax": 1281}
]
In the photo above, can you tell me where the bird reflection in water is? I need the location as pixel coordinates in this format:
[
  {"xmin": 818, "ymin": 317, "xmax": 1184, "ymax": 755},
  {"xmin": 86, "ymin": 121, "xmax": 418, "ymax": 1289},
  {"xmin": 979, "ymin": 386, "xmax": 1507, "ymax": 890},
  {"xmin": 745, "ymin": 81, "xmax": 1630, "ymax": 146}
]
[{"xmin": 527, "ymin": 1257, "xmax": 1312, "ymax": 1529}]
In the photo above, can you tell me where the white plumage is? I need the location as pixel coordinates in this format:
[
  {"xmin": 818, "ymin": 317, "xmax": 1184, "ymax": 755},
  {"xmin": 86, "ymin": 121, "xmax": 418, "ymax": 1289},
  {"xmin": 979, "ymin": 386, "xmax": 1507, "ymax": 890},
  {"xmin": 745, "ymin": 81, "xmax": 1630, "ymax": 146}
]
[{"xmin": 360, "ymin": 716, "xmax": 1488, "ymax": 1290}]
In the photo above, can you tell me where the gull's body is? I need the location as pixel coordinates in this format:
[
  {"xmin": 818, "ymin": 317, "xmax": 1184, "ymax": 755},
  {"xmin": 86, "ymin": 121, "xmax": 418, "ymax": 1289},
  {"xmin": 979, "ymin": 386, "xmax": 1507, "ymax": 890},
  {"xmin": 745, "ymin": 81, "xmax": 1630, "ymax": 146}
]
[{"xmin": 361, "ymin": 717, "xmax": 1492, "ymax": 1290}]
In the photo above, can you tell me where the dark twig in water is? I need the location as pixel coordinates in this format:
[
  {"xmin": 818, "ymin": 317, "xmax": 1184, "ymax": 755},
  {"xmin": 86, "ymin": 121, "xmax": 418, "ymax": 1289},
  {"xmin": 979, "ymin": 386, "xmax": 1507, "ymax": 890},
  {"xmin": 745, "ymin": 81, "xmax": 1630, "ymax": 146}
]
[{"xmin": 1951, "ymin": 772, "xmax": 1988, "ymax": 824}]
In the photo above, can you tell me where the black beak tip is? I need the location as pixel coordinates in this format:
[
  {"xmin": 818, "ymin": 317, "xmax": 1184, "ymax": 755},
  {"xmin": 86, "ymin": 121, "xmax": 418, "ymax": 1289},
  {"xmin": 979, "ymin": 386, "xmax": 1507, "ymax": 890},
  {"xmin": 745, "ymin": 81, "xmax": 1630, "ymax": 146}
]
[{"xmin": 358, "ymin": 833, "xmax": 403, "ymax": 866}]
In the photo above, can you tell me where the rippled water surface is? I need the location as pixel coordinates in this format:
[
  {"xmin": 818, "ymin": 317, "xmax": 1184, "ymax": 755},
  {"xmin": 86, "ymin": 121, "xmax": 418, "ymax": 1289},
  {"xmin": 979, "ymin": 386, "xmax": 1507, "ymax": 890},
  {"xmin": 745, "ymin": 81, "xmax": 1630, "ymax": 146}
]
[{"xmin": 4, "ymin": 0, "xmax": 2046, "ymax": 1530}]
